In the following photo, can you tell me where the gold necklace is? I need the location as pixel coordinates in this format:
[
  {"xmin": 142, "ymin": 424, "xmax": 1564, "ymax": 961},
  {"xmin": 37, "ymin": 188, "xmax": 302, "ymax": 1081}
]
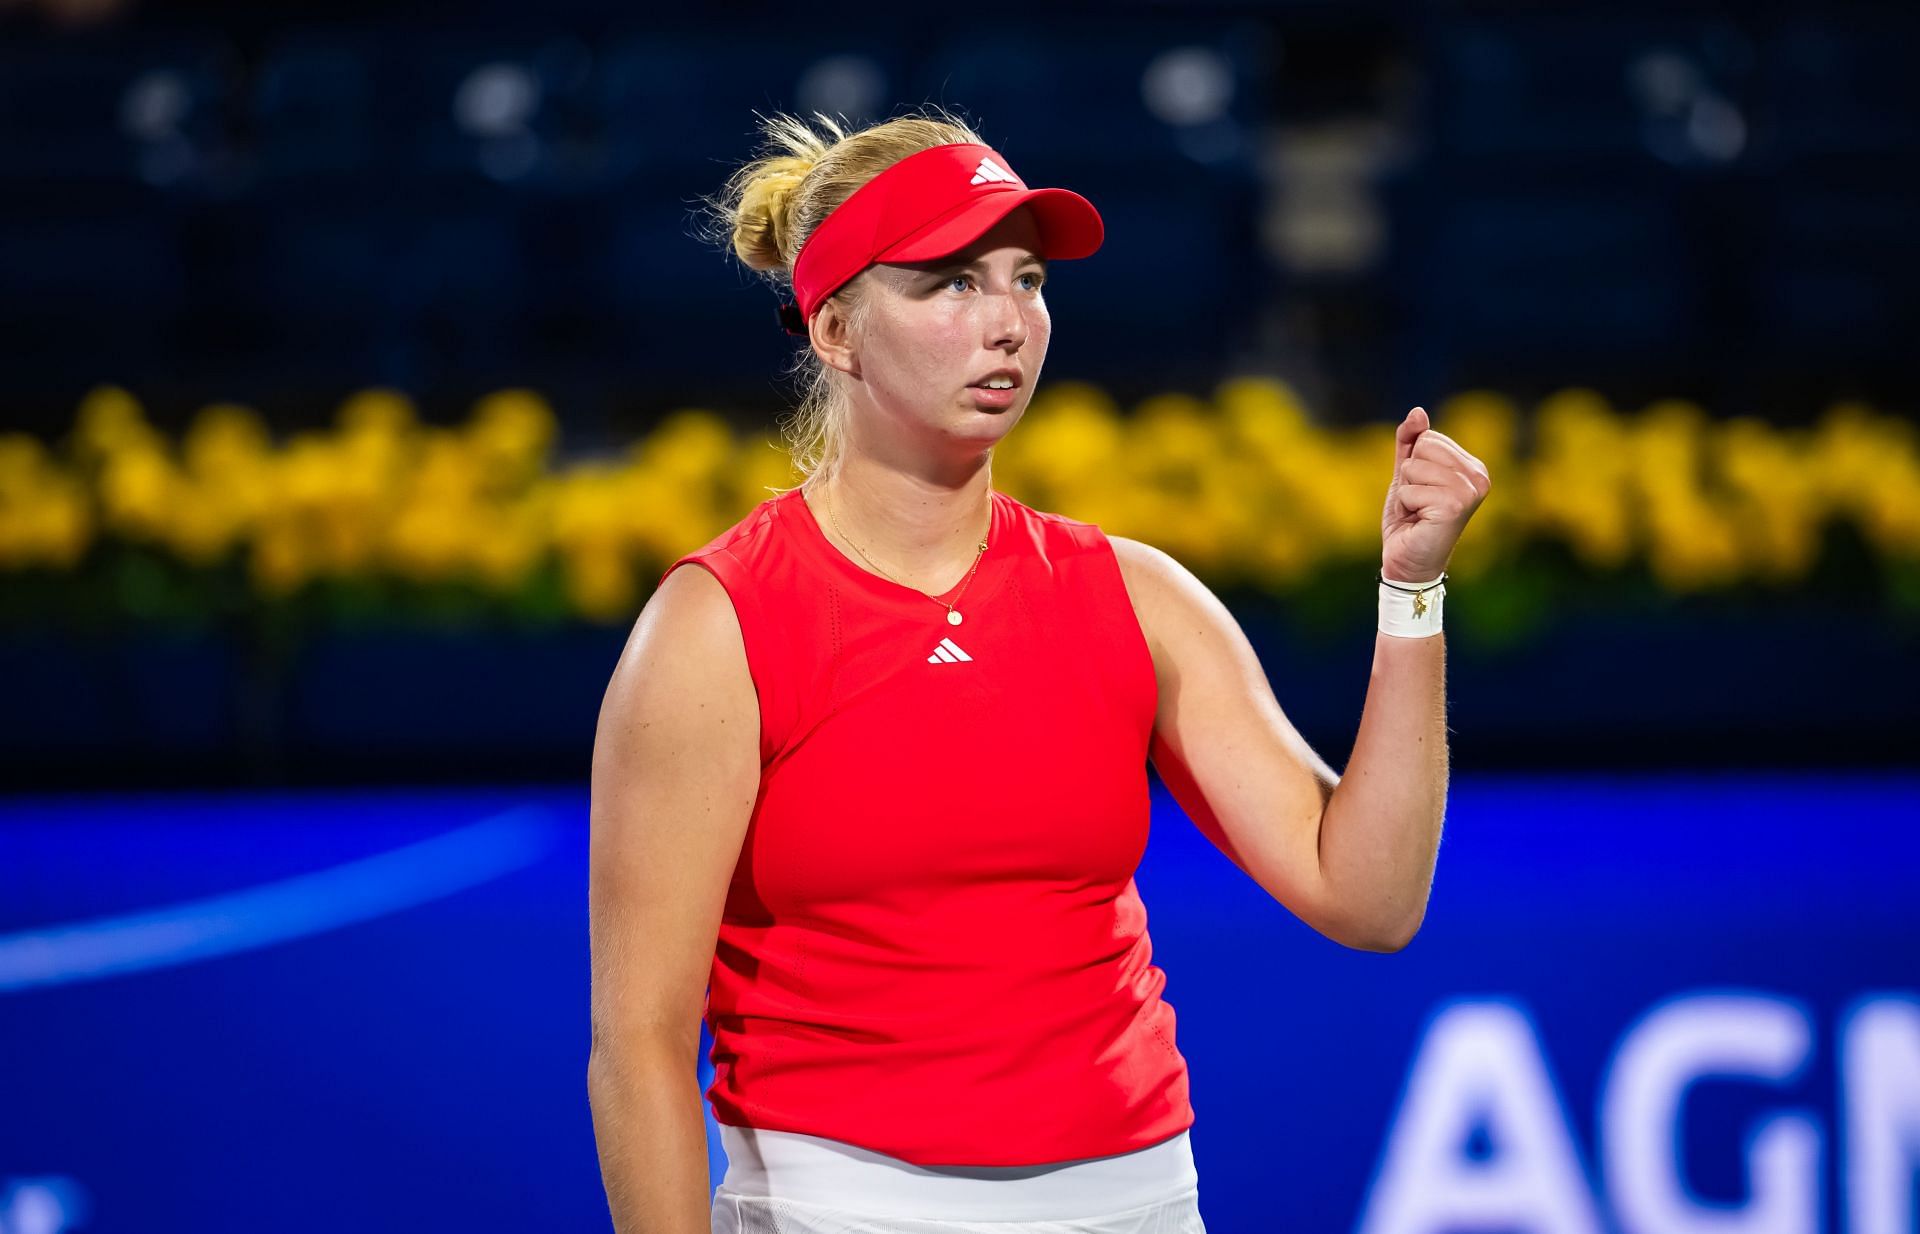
[{"xmin": 821, "ymin": 483, "xmax": 991, "ymax": 626}]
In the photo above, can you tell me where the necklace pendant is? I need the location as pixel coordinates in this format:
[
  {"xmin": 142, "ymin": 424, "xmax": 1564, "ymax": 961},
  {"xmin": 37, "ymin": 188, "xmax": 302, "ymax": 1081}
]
[{"xmin": 947, "ymin": 610, "xmax": 963, "ymax": 626}]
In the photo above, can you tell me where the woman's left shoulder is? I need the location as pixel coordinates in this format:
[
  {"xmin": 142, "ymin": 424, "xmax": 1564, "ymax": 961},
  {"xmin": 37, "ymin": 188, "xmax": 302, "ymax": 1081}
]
[
  {"xmin": 1104, "ymin": 533, "xmax": 1176, "ymax": 596},
  {"xmin": 1102, "ymin": 534, "xmax": 1234, "ymax": 652},
  {"xmin": 1100, "ymin": 534, "xmax": 1180, "ymax": 653}
]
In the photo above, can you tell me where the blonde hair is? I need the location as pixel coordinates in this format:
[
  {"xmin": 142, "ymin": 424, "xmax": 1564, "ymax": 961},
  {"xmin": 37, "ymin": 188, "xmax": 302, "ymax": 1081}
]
[{"xmin": 697, "ymin": 105, "xmax": 986, "ymax": 490}]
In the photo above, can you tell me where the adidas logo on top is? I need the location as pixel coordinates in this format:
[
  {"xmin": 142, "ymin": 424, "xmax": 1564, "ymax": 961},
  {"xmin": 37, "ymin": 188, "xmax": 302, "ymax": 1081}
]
[
  {"xmin": 927, "ymin": 637, "xmax": 973, "ymax": 664},
  {"xmin": 970, "ymin": 157, "xmax": 1019, "ymax": 186}
]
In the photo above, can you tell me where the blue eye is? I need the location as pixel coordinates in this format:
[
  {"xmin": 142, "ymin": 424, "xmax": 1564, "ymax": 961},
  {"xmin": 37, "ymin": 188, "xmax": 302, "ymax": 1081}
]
[{"xmin": 944, "ymin": 272, "xmax": 1046, "ymax": 292}]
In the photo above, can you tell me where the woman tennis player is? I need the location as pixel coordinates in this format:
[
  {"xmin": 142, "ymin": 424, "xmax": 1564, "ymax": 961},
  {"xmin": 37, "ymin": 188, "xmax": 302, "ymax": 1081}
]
[{"xmin": 587, "ymin": 106, "xmax": 1490, "ymax": 1234}]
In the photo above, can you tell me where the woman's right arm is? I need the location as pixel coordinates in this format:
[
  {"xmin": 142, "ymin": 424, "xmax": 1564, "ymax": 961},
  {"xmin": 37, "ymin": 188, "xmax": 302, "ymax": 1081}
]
[{"xmin": 588, "ymin": 561, "xmax": 761, "ymax": 1234}]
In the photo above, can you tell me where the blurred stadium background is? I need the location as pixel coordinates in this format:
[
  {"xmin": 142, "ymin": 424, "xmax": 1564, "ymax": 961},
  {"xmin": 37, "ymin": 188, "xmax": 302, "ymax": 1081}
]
[{"xmin": 1, "ymin": 0, "xmax": 1915, "ymax": 1231}]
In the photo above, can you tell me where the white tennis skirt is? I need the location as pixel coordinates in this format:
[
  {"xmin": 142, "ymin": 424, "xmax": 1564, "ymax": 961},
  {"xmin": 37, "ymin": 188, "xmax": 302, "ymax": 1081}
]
[{"xmin": 711, "ymin": 1123, "xmax": 1206, "ymax": 1234}]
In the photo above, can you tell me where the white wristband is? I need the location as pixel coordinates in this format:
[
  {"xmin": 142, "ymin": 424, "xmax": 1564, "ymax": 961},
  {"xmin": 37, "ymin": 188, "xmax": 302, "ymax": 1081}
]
[{"xmin": 1379, "ymin": 573, "xmax": 1445, "ymax": 638}]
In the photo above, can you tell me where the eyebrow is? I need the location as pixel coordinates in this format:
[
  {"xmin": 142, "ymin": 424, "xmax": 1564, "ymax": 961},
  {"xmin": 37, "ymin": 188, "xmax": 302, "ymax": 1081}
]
[{"xmin": 923, "ymin": 252, "xmax": 1049, "ymax": 274}]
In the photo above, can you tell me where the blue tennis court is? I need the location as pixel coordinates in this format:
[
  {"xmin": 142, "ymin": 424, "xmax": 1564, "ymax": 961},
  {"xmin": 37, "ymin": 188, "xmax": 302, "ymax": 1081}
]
[{"xmin": 4, "ymin": 771, "xmax": 1914, "ymax": 1233}]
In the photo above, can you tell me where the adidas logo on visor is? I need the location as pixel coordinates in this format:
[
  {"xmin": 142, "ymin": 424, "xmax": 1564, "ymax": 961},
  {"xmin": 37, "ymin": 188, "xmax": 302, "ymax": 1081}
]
[
  {"xmin": 927, "ymin": 637, "xmax": 974, "ymax": 664},
  {"xmin": 970, "ymin": 157, "xmax": 1018, "ymax": 186}
]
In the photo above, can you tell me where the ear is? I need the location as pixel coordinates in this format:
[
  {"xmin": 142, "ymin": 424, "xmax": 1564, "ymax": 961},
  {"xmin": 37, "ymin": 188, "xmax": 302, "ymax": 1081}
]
[{"xmin": 809, "ymin": 294, "xmax": 859, "ymax": 378}]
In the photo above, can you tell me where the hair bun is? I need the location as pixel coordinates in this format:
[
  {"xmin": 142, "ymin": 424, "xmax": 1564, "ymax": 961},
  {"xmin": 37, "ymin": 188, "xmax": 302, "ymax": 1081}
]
[{"xmin": 733, "ymin": 156, "xmax": 815, "ymax": 273}]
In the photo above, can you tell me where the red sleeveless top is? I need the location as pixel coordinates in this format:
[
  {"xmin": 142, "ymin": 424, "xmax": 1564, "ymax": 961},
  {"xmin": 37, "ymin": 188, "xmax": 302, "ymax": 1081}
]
[{"xmin": 658, "ymin": 484, "xmax": 1194, "ymax": 1167}]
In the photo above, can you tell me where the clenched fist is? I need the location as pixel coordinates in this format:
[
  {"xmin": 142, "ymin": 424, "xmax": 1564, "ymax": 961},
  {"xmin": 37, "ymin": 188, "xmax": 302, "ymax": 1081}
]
[{"xmin": 1381, "ymin": 406, "xmax": 1491, "ymax": 584}]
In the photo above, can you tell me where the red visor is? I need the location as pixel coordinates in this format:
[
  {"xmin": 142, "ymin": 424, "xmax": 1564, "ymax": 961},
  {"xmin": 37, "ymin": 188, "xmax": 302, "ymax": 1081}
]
[{"xmin": 777, "ymin": 142, "xmax": 1104, "ymax": 335}]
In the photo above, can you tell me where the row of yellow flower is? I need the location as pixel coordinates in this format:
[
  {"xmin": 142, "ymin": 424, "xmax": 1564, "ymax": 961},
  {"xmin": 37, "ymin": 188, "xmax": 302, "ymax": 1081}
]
[{"xmin": 0, "ymin": 380, "xmax": 1915, "ymax": 623}]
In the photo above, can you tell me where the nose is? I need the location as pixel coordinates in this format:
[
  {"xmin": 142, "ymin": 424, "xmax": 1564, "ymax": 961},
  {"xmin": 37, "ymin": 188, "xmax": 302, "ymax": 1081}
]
[{"xmin": 985, "ymin": 282, "xmax": 1030, "ymax": 351}]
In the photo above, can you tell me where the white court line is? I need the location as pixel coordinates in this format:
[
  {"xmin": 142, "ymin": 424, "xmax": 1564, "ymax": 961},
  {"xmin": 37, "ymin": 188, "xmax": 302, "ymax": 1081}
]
[{"xmin": 0, "ymin": 804, "xmax": 558, "ymax": 994}]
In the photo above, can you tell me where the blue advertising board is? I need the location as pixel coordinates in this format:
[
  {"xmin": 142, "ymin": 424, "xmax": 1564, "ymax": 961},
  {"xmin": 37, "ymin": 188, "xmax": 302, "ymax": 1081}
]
[{"xmin": 2, "ymin": 772, "xmax": 1915, "ymax": 1232}]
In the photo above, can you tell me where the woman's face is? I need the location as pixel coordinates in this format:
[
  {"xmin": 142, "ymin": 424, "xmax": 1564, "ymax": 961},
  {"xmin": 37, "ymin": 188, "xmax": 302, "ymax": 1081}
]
[{"xmin": 830, "ymin": 206, "xmax": 1052, "ymax": 466}]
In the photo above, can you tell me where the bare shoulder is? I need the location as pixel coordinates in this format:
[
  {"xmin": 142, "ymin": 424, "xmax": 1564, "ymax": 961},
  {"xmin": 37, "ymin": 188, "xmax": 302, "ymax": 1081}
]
[
  {"xmin": 651, "ymin": 557, "xmax": 738, "ymax": 630},
  {"xmin": 1105, "ymin": 533, "xmax": 1216, "ymax": 657},
  {"xmin": 1105, "ymin": 532, "xmax": 1159, "ymax": 588},
  {"xmin": 593, "ymin": 557, "xmax": 759, "ymax": 809},
  {"xmin": 1106, "ymin": 533, "xmax": 1180, "ymax": 585},
  {"xmin": 610, "ymin": 561, "xmax": 747, "ymax": 694}
]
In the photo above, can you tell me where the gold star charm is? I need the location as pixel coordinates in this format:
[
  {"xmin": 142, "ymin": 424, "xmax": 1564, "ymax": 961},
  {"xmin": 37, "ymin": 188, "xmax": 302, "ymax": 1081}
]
[{"xmin": 1412, "ymin": 590, "xmax": 1429, "ymax": 617}]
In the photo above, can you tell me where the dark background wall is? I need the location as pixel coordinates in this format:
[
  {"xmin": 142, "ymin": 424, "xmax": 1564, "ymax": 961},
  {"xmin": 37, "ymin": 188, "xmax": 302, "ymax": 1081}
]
[{"xmin": 1, "ymin": 0, "xmax": 1915, "ymax": 788}]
